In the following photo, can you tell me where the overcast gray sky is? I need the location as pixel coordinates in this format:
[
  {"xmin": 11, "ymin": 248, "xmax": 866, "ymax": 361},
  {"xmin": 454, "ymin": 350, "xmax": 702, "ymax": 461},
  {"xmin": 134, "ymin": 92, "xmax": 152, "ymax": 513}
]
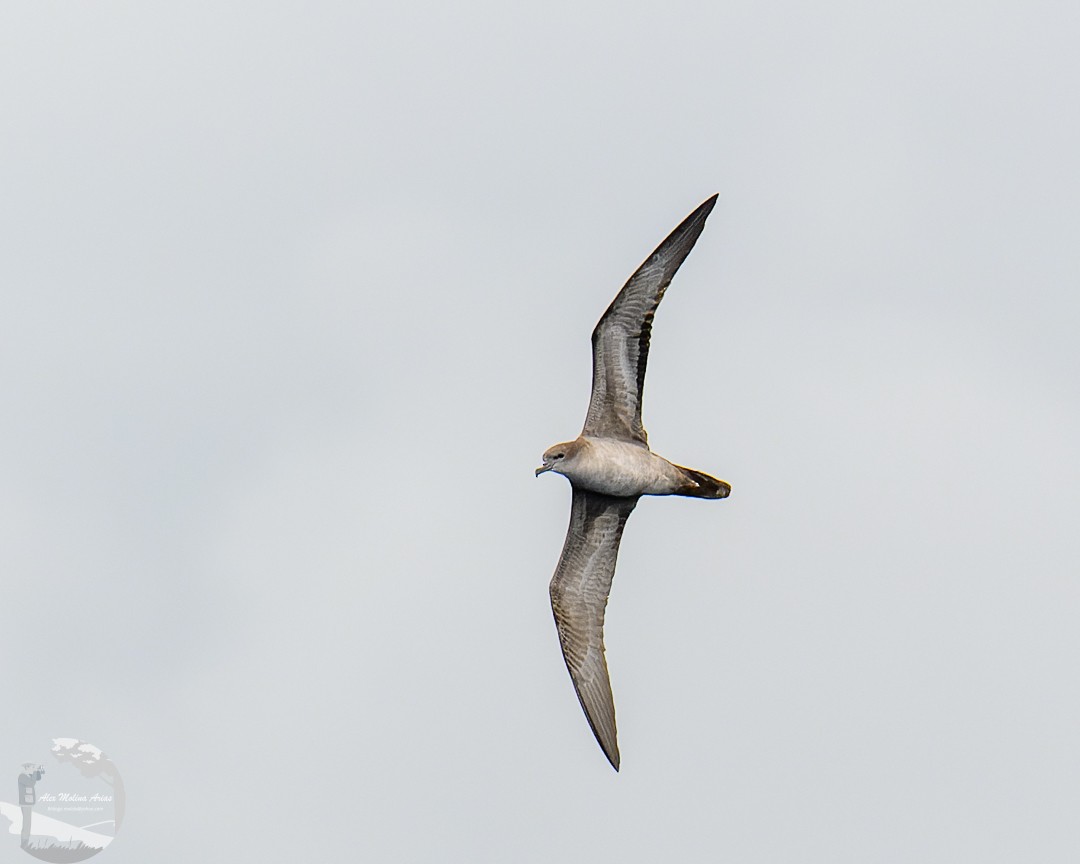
[{"xmin": 3, "ymin": 1, "xmax": 1080, "ymax": 860}]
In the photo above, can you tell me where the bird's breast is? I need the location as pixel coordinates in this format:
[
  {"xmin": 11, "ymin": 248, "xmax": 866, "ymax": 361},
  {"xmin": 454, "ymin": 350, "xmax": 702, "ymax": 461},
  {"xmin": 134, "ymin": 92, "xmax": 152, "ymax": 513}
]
[{"xmin": 565, "ymin": 437, "xmax": 680, "ymax": 497}]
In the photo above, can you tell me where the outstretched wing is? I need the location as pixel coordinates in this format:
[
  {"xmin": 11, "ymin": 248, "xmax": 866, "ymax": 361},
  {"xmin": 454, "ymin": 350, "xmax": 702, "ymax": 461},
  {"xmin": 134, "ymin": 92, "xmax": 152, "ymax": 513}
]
[
  {"xmin": 582, "ymin": 194, "xmax": 718, "ymax": 446},
  {"xmin": 549, "ymin": 488, "xmax": 640, "ymax": 770}
]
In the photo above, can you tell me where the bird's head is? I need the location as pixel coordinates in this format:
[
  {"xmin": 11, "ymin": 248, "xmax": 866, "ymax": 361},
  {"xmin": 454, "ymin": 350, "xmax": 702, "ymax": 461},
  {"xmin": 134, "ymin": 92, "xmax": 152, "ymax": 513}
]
[{"xmin": 536, "ymin": 439, "xmax": 583, "ymax": 477}]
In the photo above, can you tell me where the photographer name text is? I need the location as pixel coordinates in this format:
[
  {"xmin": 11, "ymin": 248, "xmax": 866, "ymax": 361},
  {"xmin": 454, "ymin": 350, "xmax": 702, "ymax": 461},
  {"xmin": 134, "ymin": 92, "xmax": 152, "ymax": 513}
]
[{"xmin": 37, "ymin": 792, "xmax": 113, "ymax": 803}]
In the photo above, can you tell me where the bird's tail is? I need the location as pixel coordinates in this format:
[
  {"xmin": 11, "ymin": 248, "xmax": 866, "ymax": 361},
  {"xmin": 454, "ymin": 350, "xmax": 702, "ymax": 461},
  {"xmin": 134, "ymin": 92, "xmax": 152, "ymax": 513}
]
[{"xmin": 673, "ymin": 465, "xmax": 731, "ymax": 499}]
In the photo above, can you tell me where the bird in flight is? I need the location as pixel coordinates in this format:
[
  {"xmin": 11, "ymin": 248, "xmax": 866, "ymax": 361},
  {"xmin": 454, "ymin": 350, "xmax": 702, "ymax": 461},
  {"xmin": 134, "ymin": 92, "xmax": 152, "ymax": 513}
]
[{"xmin": 536, "ymin": 194, "xmax": 730, "ymax": 771}]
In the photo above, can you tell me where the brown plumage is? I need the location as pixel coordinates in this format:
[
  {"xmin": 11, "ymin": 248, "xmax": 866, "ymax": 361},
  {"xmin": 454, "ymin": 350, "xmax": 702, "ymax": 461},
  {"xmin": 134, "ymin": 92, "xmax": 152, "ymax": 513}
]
[{"xmin": 537, "ymin": 195, "xmax": 731, "ymax": 771}]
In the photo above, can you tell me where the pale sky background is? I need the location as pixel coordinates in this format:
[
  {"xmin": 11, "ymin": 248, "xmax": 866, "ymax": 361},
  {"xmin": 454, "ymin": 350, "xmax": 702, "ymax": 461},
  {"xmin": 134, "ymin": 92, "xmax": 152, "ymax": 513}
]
[{"xmin": 2, "ymin": 1, "xmax": 1080, "ymax": 861}]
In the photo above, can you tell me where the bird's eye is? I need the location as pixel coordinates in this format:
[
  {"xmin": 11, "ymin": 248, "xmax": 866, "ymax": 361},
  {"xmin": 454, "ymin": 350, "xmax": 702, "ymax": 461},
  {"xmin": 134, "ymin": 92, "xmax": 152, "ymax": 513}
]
[{"xmin": 555, "ymin": 453, "xmax": 564, "ymax": 459}]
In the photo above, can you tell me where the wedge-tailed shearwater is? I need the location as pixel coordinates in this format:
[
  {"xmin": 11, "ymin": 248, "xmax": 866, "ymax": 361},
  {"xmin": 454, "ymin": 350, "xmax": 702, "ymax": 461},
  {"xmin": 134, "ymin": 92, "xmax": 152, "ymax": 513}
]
[{"xmin": 536, "ymin": 194, "xmax": 730, "ymax": 770}]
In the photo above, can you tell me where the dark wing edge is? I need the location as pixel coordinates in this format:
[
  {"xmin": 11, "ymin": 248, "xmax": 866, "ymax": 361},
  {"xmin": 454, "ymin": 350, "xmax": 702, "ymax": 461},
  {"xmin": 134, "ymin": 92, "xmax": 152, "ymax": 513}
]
[
  {"xmin": 582, "ymin": 194, "xmax": 719, "ymax": 445},
  {"xmin": 549, "ymin": 488, "xmax": 640, "ymax": 771}
]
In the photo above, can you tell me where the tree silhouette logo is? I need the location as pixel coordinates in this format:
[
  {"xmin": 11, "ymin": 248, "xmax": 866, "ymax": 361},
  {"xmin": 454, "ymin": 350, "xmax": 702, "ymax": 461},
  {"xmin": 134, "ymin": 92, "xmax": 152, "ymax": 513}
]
[{"xmin": 3, "ymin": 738, "xmax": 124, "ymax": 862}]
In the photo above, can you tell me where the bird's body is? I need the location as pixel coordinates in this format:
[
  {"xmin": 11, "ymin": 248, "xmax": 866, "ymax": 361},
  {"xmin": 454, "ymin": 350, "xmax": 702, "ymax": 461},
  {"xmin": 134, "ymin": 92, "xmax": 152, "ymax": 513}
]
[
  {"xmin": 540, "ymin": 435, "xmax": 729, "ymax": 499},
  {"xmin": 536, "ymin": 194, "xmax": 730, "ymax": 771}
]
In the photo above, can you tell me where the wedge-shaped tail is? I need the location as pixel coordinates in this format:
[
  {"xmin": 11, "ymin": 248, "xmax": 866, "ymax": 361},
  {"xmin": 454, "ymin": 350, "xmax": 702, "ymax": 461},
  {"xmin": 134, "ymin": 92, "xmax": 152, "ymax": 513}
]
[{"xmin": 672, "ymin": 465, "xmax": 731, "ymax": 499}]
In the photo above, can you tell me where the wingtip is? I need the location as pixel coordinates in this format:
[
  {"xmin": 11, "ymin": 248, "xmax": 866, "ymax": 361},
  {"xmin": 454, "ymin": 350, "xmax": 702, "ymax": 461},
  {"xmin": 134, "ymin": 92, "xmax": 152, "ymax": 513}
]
[
  {"xmin": 602, "ymin": 745, "xmax": 621, "ymax": 771},
  {"xmin": 673, "ymin": 193, "xmax": 719, "ymax": 238}
]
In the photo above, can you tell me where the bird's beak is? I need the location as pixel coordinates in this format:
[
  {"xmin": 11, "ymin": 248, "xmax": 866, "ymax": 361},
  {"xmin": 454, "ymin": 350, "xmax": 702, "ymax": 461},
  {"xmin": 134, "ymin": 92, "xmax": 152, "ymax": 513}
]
[{"xmin": 535, "ymin": 464, "xmax": 551, "ymax": 477}]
